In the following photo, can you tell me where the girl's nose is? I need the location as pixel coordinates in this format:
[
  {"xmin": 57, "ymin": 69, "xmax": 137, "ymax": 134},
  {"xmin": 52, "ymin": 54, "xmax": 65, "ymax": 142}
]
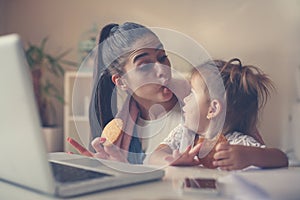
[{"xmin": 183, "ymin": 93, "xmax": 192, "ymax": 104}]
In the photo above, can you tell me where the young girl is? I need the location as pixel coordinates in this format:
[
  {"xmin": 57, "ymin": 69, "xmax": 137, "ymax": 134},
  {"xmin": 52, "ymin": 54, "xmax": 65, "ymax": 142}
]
[{"xmin": 148, "ymin": 58, "xmax": 288, "ymax": 170}]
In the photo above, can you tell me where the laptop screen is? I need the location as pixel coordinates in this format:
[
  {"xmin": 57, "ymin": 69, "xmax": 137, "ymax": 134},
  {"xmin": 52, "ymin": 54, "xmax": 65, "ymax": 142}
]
[{"xmin": 0, "ymin": 34, "xmax": 57, "ymax": 194}]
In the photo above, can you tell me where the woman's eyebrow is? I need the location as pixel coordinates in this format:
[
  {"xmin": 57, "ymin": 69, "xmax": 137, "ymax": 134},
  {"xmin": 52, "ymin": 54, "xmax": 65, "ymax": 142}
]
[
  {"xmin": 133, "ymin": 44, "xmax": 164, "ymax": 63},
  {"xmin": 133, "ymin": 52, "xmax": 149, "ymax": 63}
]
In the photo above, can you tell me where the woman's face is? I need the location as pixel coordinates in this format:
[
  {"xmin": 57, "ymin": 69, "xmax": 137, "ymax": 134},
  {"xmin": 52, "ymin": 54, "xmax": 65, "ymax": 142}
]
[
  {"xmin": 183, "ymin": 72, "xmax": 210, "ymax": 134},
  {"xmin": 120, "ymin": 35, "xmax": 174, "ymax": 106}
]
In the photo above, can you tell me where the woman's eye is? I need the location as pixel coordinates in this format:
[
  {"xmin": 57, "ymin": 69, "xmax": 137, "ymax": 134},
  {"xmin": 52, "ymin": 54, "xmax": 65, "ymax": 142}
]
[
  {"xmin": 158, "ymin": 55, "xmax": 168, "ymax": 63},
  {"xmin": 138, "ymin": 63, "xmax": 154, "ymax": 71}
]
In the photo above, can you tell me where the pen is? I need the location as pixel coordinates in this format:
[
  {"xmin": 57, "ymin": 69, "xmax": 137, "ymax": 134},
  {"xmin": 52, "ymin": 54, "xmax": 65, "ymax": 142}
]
[{"xmin": 67, "ymin": 137, "xmax": 93, "ymax": 157}]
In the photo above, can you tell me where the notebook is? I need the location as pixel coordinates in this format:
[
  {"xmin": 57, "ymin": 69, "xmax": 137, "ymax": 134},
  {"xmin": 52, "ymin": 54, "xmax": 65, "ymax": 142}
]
[{"xmin": 0, "ymin": 34, "xmax": 165, "ymax": 197}]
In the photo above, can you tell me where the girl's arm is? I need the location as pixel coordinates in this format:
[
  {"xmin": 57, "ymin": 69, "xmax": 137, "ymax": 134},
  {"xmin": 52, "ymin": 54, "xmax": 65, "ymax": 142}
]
[
  {"xmin": 213, "ymin": 142, "xmax": 288, "ymax": 171},
  {"xmin": 148, "ymin": 143, "xmax": 203, "ymax": 166},
  {"xmin": 252, "ymin": 127, "xmax": 265, "ymax": 145}
]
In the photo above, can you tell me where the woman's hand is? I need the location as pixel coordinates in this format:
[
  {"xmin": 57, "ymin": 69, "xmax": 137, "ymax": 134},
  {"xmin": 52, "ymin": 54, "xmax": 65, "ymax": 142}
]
[
  {"xmin": 213, "ymin": 142, "xmax": 252, "ymax": 170},
  {"xmin": 67, "ymin": 137, "xmax": 128, "ymax": 163},
  {"xmin": 91, "ymin": 137, "xmax": 128, "ymax": 163},
  {"xmin": 67, "ymin": 137, "xmax": 93, "ymax": 157},
  {"xmin": 165, "ymin": 143, "xmax": 202, "ymax": 166}
]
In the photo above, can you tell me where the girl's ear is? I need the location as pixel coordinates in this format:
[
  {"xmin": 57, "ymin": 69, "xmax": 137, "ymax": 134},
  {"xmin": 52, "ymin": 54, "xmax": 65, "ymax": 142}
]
[
  {"xmin": 111, "ymin": 74, "xmax": 128, "ymax": 90},
  {"xmin": 206, "ymin": 99, "xmax": 221, "ymax": 119}
]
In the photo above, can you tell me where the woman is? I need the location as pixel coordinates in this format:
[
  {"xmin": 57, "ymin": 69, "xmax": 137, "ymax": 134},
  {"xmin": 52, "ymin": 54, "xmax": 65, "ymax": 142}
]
[{"xmin": 86, "ymin": 22, "xmax": 189, "ymax": 164}]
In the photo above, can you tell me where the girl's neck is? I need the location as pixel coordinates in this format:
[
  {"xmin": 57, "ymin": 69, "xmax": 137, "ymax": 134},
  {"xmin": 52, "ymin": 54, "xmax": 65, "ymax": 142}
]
[
  {"xmin": 204, "ymin": 120, "xmax": 222, "ymax": 139},
  {"xmin": 191, "ymin": 119, "xmax": 221, "ymax": 139},
  {"xmin": 136, "ymin": 95, "xmax": 178, "ymax": 120}
]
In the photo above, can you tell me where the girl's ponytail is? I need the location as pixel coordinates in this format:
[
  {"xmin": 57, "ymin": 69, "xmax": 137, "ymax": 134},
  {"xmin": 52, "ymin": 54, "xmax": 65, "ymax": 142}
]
[{"xmin": 217, "ymin": 58, "xmax": 274, "ymax": 138}]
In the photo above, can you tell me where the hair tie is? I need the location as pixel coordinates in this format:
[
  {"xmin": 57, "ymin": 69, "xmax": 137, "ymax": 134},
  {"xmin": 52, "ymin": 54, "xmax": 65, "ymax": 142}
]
[{"xmin": 221, "ymin": 58, "xmax": 242, "ymax": 72}]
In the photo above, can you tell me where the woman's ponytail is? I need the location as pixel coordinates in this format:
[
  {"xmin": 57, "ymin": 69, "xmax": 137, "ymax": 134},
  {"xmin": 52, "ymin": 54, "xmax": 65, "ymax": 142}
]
[
  {"xmin": 89, "ymin": 23, "xmax": 119, "ymax": 139},
  {"xmin": 98, "ymin": 23, "xmax": 118, "ymax": 45},
  {"xmin": 97, "ymin": 69, "xmax": 116, "ymax": 129}
]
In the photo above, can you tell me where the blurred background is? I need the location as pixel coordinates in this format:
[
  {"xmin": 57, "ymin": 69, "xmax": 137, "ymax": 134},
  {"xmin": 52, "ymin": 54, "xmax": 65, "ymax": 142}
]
[{"xmin": 1, "ymin": 0, "xmax": 299, "ymax": 150}]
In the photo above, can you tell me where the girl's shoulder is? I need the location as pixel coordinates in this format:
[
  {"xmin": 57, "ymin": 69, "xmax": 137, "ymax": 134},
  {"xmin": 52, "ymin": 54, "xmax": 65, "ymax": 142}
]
[
  {"xmin": 170, "ymin": 123, "xmax": 185, "ymax": 135},
  {"xmin": 161, "ymin": 124, "xmax": 186, "ymax": 151},
  {"xmin": 225, "ymin": 131, "xmax": 266, "ymax": 147}
]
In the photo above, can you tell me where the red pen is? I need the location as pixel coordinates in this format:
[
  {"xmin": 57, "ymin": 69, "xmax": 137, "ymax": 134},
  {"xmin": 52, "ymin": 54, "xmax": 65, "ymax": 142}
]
[{"xmin": 67, "ymin": 137, "xmax": 93, "ymax": 157}]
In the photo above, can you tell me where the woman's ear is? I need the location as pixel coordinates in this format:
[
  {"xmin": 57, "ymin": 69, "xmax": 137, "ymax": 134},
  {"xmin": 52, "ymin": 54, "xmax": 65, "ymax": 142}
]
[
  {"xmin": 206, "ymin": 99, "xmax": 222, "ymax": 119},
  {"xmin": 111, "ymin": 74, "xmax": 127, "ymax": 90}
]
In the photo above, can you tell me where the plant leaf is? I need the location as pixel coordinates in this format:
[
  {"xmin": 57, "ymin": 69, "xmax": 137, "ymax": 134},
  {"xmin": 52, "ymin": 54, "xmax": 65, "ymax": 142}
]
[
  {"xmin": 40, "ymin": 37, "xmax": 48, "ymax": 51},
  {"xmin": 55, "ymin": 49, "xmax": 71, "ymax": 60},
  {"xmin": 61, "ymin": 60, "xmax": 78, "ymax": 67}
]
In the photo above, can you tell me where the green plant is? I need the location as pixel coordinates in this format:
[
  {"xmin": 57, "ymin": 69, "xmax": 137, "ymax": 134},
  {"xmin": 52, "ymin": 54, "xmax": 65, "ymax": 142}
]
[{"xmin": 25, "ymin": 37, "xmax": 77, "ymax": 127}]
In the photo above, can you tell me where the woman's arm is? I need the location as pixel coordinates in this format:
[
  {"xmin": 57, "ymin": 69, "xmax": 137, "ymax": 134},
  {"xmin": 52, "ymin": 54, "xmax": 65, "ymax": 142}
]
[{"xmin": 213, "ymin": 142, "xmax": 288, "ymax": 171}]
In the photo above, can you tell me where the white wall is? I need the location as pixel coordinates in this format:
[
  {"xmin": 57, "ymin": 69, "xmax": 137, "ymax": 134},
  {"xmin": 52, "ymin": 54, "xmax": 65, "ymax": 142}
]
[
  {"xmin": 1, "ymin": 0, "xmax": 300, "ymax": 147},
  {"xmin": 0, "ymin": 0, "xmax": 5, "ymax": 33}
]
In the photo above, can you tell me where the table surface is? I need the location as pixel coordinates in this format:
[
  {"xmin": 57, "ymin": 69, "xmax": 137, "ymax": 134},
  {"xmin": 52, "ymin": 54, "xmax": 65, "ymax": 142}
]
[
  {"xmin": 0, "ymin": 167, "xmax": 229, "ymax": 200},
  {"xmin": 0, "ymin": 153, "xmax": 231, "ymax": 200},
  {"xmin": 1, "ymin": 153, "xmax": 298, "ymax": 200}
]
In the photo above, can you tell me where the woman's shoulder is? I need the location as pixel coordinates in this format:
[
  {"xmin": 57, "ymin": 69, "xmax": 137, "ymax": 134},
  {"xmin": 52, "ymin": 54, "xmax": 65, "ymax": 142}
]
[{"xmin": 225, "ymin": 131, "xmax": 266, "ymax": 147}]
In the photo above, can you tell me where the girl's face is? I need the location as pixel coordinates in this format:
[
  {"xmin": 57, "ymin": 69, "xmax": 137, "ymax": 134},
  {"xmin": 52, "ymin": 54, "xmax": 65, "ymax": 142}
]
[
  {"xmin": 120, "ymin": 35, "xmax": 174, "ymax": 107},
  {"xmin": 183, "ymin": 72, "xmax": 211, "ymax": 134}
]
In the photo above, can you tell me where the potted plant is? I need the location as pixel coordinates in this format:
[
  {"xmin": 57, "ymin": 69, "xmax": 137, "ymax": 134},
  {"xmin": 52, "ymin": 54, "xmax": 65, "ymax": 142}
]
[{"xmin": 25, "ymin": 37, "xmax": 77, "ymax": 151}]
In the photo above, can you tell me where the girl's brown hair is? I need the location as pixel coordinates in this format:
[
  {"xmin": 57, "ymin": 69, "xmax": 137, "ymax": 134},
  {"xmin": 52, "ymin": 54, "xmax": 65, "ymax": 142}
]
[{"xmin": 215, "ymin": 58, "xmax": 274, "ymax": 136}]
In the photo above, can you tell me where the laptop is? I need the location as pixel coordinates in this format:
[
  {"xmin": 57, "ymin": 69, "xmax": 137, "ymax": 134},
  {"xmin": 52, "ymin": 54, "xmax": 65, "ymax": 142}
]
[{"xmin": 0, "ymin": 34, "xmax": 165, "ymax": 197}]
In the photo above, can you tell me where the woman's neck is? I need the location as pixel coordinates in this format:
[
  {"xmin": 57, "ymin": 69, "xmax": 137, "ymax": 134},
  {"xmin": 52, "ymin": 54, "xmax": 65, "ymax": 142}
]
[{"xmin": 135, "ymin": 95, "xmax": 178, "ymax": 120}]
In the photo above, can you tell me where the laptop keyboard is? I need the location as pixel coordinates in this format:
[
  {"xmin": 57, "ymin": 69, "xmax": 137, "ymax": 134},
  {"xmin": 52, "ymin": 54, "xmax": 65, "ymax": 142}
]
[{"xmin": 50, "ymin": 162, "xmax": 112, "ymax": 183}]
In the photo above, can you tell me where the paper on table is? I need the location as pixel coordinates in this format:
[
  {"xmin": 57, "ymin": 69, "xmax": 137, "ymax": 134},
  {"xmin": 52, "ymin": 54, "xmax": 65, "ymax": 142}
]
[
  {"xmin": 216, "ymin": 168, "xmax": 300, "ymax": 200},
  {"xmin": 217, "ymin": 173, "xmax": 269, "ymax": 200}
]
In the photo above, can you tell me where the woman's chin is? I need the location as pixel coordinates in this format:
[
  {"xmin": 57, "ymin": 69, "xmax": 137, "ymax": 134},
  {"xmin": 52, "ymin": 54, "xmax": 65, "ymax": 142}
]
[{"xmin": 161, "ymin": 92, "xmax": 174, "ymax": 103}]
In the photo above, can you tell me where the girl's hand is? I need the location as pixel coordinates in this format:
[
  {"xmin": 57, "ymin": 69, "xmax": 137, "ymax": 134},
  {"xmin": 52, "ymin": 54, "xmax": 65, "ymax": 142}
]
[
  {"xmin": 213, "ymin": 142, "xmax": 251, "ymax": 170},
  {"xmin": 165, "ymin": 143, "xmax": 202, "ymax": 166}
]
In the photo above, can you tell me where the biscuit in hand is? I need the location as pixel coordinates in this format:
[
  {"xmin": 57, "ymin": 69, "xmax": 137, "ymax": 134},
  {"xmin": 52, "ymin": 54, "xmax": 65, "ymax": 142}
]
[
  {"xmin": 195, "ymin": 134, "xmax": 227, "ymax": 169},
  {"xmin": 101, "ymin": 118, "xmax": 124, "ymax": 146}
]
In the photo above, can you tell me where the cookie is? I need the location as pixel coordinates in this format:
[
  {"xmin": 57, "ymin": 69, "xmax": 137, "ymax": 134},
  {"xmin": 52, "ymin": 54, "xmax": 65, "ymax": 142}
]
[
  {"xmin": 101, "ymin": 118, "xmax": 124, "ymax": 146},
  {"xmin": 195, "ymin": 134, "xmax": 227, "ymax": 169}
]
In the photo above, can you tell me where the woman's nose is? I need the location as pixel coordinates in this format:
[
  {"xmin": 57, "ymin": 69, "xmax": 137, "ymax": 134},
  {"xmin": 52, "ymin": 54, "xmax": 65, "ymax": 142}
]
[{"xmin": 154, "ymin": 63, "xmax": 171, "ymax": 83}]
